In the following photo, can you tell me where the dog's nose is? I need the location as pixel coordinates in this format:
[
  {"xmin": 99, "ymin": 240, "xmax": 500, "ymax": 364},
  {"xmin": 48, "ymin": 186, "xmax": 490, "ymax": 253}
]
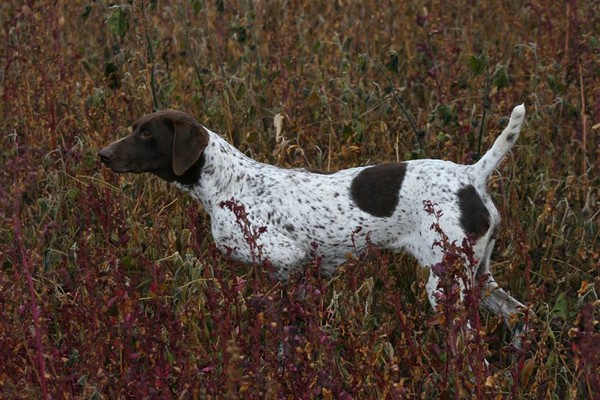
[{"xmin": 98, "ymin": 147, "xmax": 113, "ymax": 163}]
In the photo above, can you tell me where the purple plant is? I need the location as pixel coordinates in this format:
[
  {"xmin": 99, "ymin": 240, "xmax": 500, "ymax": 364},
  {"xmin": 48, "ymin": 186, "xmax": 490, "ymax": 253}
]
[
  {"xmin": 219, "ymin": 198, "xmax": 268, "ymax": 266},
  {"xmin": 423, "ymin": 199, "xmax": 492, "ymax": 397},
  {"xmin": 1, "ymin": 0, "xmax": 597, "ymax": 397}
]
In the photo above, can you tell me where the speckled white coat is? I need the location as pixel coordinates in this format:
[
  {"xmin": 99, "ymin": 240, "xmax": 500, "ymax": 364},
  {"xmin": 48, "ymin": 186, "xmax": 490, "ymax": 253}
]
[
  {"xmin": 175, "ymin": 105, "xmax": 526, "ymax": 319},
  {"xmin": 100, "ymin": 104, "xmax": 527, "ymax": 328}
]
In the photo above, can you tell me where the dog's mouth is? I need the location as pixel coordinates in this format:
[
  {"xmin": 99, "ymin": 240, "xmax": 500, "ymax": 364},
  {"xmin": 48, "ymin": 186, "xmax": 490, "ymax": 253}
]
[
  {"xmin": 100, "ymin": 159, "xmax": 145, "ymax": 174},
  {"xmin": 101, "ymin": 162, "xmax": 133, "ymax": 173},
  {"xmin": 98, "ymin": 150, "xmax": 157, "ymax": 175},
  {"xmin": 98, "ymin": 148, "xmax": 137, "ymax": 173}
]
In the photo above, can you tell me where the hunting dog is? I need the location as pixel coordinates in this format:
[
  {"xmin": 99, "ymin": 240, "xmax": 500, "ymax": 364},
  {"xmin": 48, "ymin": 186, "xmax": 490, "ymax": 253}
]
[{"xmin": 99, "ymin": 104, "xmax": 528, "ymax": 335}]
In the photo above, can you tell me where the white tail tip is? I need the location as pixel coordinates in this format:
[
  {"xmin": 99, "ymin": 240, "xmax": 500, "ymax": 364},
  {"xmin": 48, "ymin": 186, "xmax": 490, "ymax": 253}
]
[{"xmin": 511, "ymin": 103, "xmax": 526, "ymax": 119}]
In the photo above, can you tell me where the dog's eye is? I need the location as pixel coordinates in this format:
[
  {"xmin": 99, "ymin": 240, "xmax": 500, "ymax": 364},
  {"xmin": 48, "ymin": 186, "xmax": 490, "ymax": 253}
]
[{"xmin": 140, "ymin": 130, "xmax": 151, "ymax": 139}]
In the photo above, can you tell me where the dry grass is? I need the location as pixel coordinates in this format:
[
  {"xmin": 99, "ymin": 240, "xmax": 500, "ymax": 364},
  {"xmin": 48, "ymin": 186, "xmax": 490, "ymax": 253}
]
[{"xmin": 1, "ymin": 0, "xmax": 598, "ymax": 398}]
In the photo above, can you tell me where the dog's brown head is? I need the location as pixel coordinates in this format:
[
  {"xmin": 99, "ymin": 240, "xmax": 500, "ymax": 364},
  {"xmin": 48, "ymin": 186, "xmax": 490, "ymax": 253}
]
[{"xmin": 98, "ymin": 110, "xmax": 209, "ymax": 184}]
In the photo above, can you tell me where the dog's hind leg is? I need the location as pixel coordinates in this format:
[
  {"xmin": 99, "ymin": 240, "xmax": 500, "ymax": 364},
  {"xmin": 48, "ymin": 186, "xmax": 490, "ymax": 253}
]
[{"xmin": 477, "ymin": 238, "xmax": 531, "ymax": 348}]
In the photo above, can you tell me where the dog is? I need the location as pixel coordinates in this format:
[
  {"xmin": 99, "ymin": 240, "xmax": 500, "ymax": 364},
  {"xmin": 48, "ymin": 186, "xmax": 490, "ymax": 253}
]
[{"xmin": 98, "ymin": 104, "xmax": 528, "ymax": 333}]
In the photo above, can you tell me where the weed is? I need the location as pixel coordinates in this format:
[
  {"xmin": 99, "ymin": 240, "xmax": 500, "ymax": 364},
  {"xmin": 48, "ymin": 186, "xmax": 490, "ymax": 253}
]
[{"xmin": 1, "ymin": 0, "xmax": 598, "ymax": 398}]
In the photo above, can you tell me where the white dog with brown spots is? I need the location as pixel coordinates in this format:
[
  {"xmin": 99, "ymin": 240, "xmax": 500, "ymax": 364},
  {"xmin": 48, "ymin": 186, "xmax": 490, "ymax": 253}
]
[{"xmin": 99, "ymin": 104, "xmax": 529, "ymax": 340}]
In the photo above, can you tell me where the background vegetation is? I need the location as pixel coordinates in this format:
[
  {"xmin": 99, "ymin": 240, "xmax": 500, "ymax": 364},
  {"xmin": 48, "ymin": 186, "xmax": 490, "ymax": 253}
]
[{"xmin": 1, "ymin": 0, "xmax": 598, "ymax": 398}]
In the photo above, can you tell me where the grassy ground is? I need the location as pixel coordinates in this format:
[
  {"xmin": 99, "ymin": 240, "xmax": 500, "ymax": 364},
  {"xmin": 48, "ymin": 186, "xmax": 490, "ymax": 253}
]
[{"xmin": 1, "ymin": 0, "xmax": 598, "ymax": 398}]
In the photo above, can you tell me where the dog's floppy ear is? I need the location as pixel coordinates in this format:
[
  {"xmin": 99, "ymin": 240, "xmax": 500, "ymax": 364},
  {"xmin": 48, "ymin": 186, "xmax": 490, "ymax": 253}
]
[{"xmin": 172, "ymin": 116, "xmax": 209, "ymax": 176}]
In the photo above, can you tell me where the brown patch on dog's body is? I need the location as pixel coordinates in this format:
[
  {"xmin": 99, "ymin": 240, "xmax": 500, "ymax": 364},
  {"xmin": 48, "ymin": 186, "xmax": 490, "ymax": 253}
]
[
  {"xmin": 457, "ymin": 185, "xmax": 490, "ymax": 239},
  {"xmin": 350, "ymin": 163, "xmax": 407, "ymax": 218}
]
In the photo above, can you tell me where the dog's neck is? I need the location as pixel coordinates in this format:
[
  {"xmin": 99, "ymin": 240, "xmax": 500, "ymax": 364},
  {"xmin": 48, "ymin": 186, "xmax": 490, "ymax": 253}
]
[{"xmin": 174, "ymin": 129, "xmax": 268, "ymax": 214}]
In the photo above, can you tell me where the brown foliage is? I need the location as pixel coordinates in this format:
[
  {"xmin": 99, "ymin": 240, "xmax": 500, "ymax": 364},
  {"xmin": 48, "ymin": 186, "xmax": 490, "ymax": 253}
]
[{"xmin": 1, "ymin": 0, "xmax": 598, "ymax": 398}]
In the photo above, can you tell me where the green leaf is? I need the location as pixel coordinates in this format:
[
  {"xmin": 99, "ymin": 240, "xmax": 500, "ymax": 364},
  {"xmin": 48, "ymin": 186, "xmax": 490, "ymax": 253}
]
[
  {"xmin": 468, "ymin": 53, "xmax": 488, "ymax": 75},
  {"xmin": 192, "ymin": 0, "xmax": 203, "ymax": 15},
  {"xmin": 552, "ymin": 291, "xmax": 568, "ymax": 319},
  {"xmin": 547, "ymin": 74, "xmax": 565, "ymax": 94},
  {"xmin": 106, "ymin": 6, "xmax": 129, "ymax": 39},
  {"xmin": 546, "ymin": 349, "xmax": 559, "ymax": 367},
  {"xmin": 104, "ymin": 61, "xmax": 120, "ymax": 89},
  {"xmin": 358, "ymin": 53, "xmax": 369, "ymax": 73},
  {"xmin": 66, "ymin": 189, "xmax": 80, "ymax": 203},
  {"xmin": 492, "ymin": 64, "xmax": 510, "ymax": 89},
  {"xmin": 437, "ymin": 103, "xmax": 455, "ymax": 124},
  {"xmin": 386, "ymin": 50, "xmax": 400, "ymax": 74}
]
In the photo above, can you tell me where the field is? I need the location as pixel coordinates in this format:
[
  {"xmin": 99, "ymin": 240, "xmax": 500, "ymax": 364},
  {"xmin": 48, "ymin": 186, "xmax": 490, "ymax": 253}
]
[{"xmin": 1, "ymin": 0, "xmax": 598, "ymax": 398}]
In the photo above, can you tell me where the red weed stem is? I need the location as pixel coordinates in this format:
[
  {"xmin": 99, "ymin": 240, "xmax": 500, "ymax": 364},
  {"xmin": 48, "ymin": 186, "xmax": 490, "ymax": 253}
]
[{"xmin": 13, "ymin": 198, "xmax": 49, "ymax": 400}]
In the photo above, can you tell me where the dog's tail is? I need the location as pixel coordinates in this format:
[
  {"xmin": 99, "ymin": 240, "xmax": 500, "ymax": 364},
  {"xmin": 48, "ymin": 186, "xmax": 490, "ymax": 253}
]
[{"xmin": 471, "ymin": 104, "xmax": 525, "ymax": 182}]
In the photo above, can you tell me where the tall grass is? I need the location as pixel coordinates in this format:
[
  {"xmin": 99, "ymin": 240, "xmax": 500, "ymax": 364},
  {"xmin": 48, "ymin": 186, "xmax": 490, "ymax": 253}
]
[{"xmin": 1, "ymin": 0, "xmax": 598, "ymax": 398}]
